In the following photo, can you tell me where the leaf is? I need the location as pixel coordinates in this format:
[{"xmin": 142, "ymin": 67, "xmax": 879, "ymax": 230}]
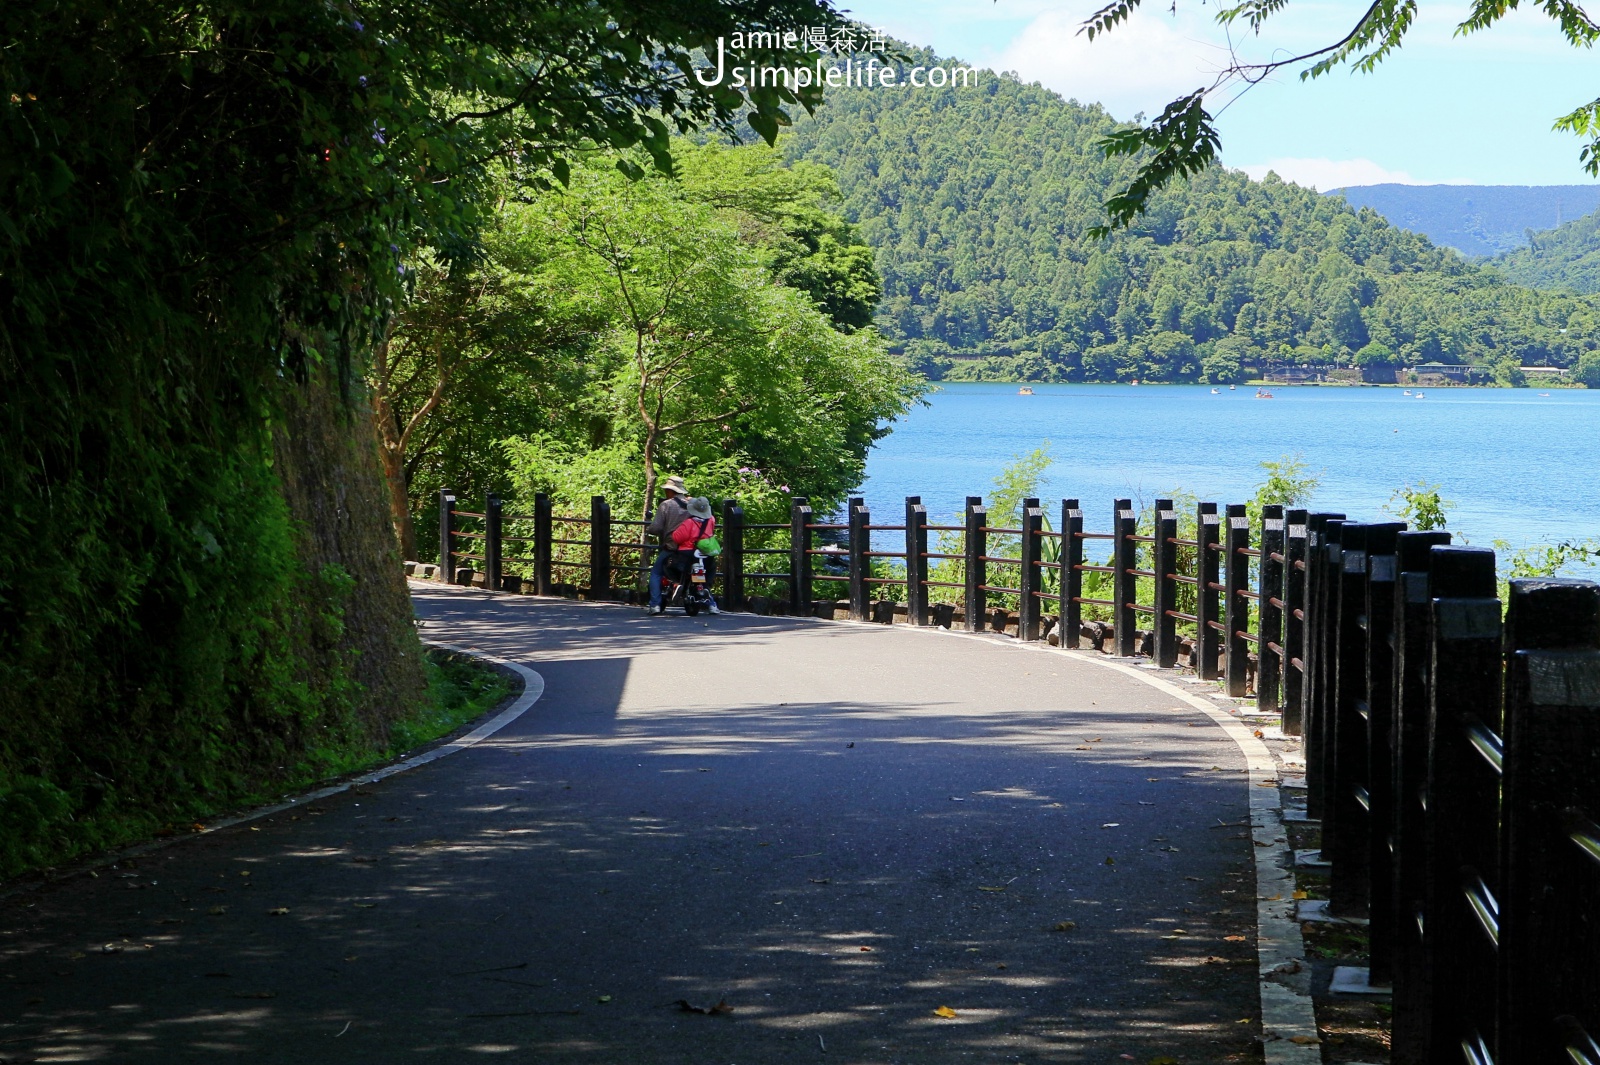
[
  {"xmin": 1288, "ymin": 1035, "xmax": 1320, "ymax": 1045},
  {"xmin": 267, "ymin": 907, "xmax": 289, "ymax": 915},
  {"xmin": 1224, "ymin": 935, "xmax": 1247, "ymax": 942},
  {"xmin": 1150, "ymin": 1057, "xmax": 1181, "ymax": 1064},
  {"xmin": 207, "ymin": 906, "xmax": 227, "ymax": 916},
  {"xmin": 597, "ymin": 995, "xmax": 612, "ymax": 1003},
  {"xmin": 933, "ymin": 1006, "xmax": 958, "ymax": 1019},
  {"xmin": 978, "ymin": 885, "xmax": 1006, "ymax": 892},
  {"xmin": 1052, "ymin": 920, "xmax": 1077, "ymax": 932},
  {"xmin": 1292, "ymin": 889, "xmax": 1308, "ymax": 900},
  {"xmin": 1104, "ymin": 856, "xmax": 1116, "ymax": 866}
]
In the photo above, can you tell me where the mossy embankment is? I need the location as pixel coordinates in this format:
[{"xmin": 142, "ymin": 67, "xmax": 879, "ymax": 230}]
[{"xmin": 0, "ymin": 369, "xmax": 475, "ymax": 884}]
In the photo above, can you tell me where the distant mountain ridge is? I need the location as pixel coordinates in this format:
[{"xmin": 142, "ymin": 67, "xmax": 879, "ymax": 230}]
[
  {"xmin": 774, "ymin": 54, "xmax": 1600, "ymax": 382},
  {"xmin": 1490, "ymin": 208, "xmax": 1600, "ymax": 294},
  {"xmin": 1327, "ymin": 184, "xmax": 1600, "ymax": 258}
]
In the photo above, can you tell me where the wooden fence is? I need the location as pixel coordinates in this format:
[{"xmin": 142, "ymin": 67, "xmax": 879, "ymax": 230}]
[{"xmin": 426, "ymin": 488, "xmax": 1599, "ymax": 1064}]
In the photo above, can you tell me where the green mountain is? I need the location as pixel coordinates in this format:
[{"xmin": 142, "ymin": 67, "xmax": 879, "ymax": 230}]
[
  {"xmin": 1329, "ymin": 184, "xmax": 1600, "ymax": 258},
  {"xmin": 1490, "ymin": 208, "xmax": 1600, "ymax": 294},
  {"xmin": 778, "ymin": 54, "xmax": 1600, "ymax": 382}
]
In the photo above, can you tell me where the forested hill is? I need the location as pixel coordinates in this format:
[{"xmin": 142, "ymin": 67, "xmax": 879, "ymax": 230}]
[
  {"xmin": 1330, "ymin": 184, "xmax": 1600, "ymax": 257},
  {"xmin": 1491, "ymin": 208, "xmax": 1600, "ymax": 294},
  {"xmin": 779, "ymin": 54, "xmax": 1600, "ymax": 382}
]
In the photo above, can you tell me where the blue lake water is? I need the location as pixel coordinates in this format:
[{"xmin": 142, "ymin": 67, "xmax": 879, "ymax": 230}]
[{"xmin": 860, "ymin": 382, "xmax": 1600, "ymax": 549}]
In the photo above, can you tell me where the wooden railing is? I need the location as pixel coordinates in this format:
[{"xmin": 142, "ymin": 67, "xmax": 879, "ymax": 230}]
[{"xmin": 424, "ymin": 487, "xmax": 1599, "ymax": 1062}]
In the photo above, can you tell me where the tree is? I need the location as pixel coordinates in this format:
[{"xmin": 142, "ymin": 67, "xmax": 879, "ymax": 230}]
[
  {"xmin": 1575, "ymin": 350, "xmax": 1600, "ymax": 388},
  {"xmin": 507, "ymin": 155, "xmax": 922, "ymax": 524},
  {"xmin": 1081, "ymin": 2, "xmax": 1600, "ymax": 228}
]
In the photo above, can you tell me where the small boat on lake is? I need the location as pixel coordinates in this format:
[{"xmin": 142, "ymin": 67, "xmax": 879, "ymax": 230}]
[
  {"xmin": 1017, "ymin": 386, "xmax": 1034, "ymax": 395},
  {"xmin": 1254, "ymin": 388, "xmax": 1275, "ymax": 399},
  {"xmin": 1414, "ymin": 391, "xmax": 1425, "ymax": 398},
  {"xmin": 1210, "ymin": 388, "xmax": 1220, "ymax": 394},
  {"xmin": 1229, "ymin": 384, "xmax": 1236, "ymax": 391},
  {"xmin": 1403, "ymin": 390, "xmax": 1412, "ymax": 396}
]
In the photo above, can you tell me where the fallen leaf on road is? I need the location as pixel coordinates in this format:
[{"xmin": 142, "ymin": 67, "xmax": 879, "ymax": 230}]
[
  {"xmin": 978, "ymin": 886, "xmax": 1006, "ymax": 892},
  {"xmin": 857, "ymin": 946, "xmax": 874, "ymax": 952},
  {"xmin": 1075, "ymin": 746, "xmax": 1092, "ymax": 751},
  {"xmin": 1102, "ymin": 823, "xmax": 1120, "ymax": 829},
  {"xmin": 675, "ymin": 999, "xmax": 734, "ymax": 1015},
  {"xmin": 597, "ymin": 995, "xmax": 612, "ymax": 1003},
  {"xmin": 68, "ymin": 952, "xmax": 85, "ymax": 960},
  {"xmin": 1292, "ymin": 889, "xmax": 1308, "ymax": 900},
  {"xmin": 354, "ymin": 902, "xmax": 376, "ymax": 908},
  {"xmin": 809, "ymin": 878, "xmax": 832, "ymax": 885},
  {"xmin": 207, "ymin": 906, "xmax": 227, "ymax": 916},
  {"xmin": 933, "ymin": 1006, "xmax": 957, "ymax": 1019},
  {"xmin": 267, "ymin": 908, "xmax": 289, "ymax": 916},
  {"xmin": 101, "ymin": 943, "xmax": 123, "ymax": 954},
  {"xmin": 1104, "ymin": 857, "xmax": 1115, "ymax": 866},
  {"xmin": 1052, "ymin": 921, "xmax": 1077, "ymax": 932},
  {"xmin": 1224, "ymin": 935, "xmax": 1247, "ymax": 942},
  {"xmin": 1288, "ymin": 1035, "xmax": 1319, "ymax": 1045}
]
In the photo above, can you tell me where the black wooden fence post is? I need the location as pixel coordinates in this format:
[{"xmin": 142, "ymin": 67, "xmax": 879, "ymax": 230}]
[
  {"xmin": 1196, "ymin": 502, "xmax": 1222, "ymax": 679},
  {"xmin": 1282, "ymin": 509, "xmax": 1310, "ymax": 736},
  {"xmin": 1113, "ymin": 498, "xmax": 1136, "ymax": 656},
  {"xmin": 588, "ymin": 495, "xmax": 611, "ymax": 599},
  {"xmin": 1222, "ymin": 503, "xmax": 1250, "ymax": 696},
  {"xmin": 1018, "ymin": 505, "xmax": 1043, "ymax": 642},
  {"xmin": 722, "ymin": 500, "xmax": 744, "ymax": 612},
  {"xmin": 964, "ymin": 498, "xmax": 986, "ymax": 633},
  {"xmin": 533, "ymin": 493, "xmax": 552, "ymax": 595},
  {"xmin": 790, "ymin": 497, "xmax": 812, "ymax": 616},
  {"xmin": 1303, "ymin": 512, "xmax": 1346, "ymax": 820},
  {"xmin": 1153, "ymin": 503, "xmax": 1179, "ymax": 667},
  {"xmin": 1257, "ymin": 504, "xmax": 1285, "ymax": 711},
  {"xmin": 848, "ymin": 501, "xmax": 870, "ymax": 621},
  {"xmin": 438, "ymin": 489, "xmax": 456, "ymax": 580},
  {"xmin": 1424, "ymin": 545, "xmax": 1502, "ymax": 1061},
  {"xmin": 1387, "ymin": 529, "xmax": 1451, "ymax": 1065},
  {"xmin": 1497, "ymin": 577, "xmax": 1600, "ymax": 1061},
  {"xmin": 1362, "ymin": 521, "xmax": 1405, "ymax": 985},
  {"xmin": 906, "ymin": 497, "xmax": 928, "ymax": 625},
  {"xmin": 485, "ymin": 493, "xmax": 503, "ymax": 592},
  {"xmin": 1062, "ymin": 500, "xmax": 1083, "ymax": 649},
  {"xmin": 1326, "ymin": 521, "xmax": 1371, "ymax": 917}
]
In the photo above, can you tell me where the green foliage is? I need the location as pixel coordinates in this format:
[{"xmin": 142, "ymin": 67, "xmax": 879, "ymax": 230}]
[
  {"xmin": 2, "ymin": 0, "xmax": 851, "ymax": 880},
  {"xmin": 388, "ymin": 652, "xmax": 516, "ymax": 757},
  {"xmin": 1077, "ymin": 1, "xmax": 1600, "ymax": 226},
  {"xmin": 1387, "ymin": 482, "xmax": 1452, "ymax": 531},
  {"xmin": 781, "ymin": 64, "xmax": 1600, "ymax": 379},
  {"xmin": 1492, "ymin": 208, "xmax": 1600, "ymax": 294},
  {"xmin": 490, "ymin": 152, "xmax": 922, "ymax": 527},
  {"xmin": 1575, "ymin": 350, "xmax": 1600, "ymax": 388},
  {"xmin": 1248, "ymin": 454, "xmax": 1321, "ymax": 526}
]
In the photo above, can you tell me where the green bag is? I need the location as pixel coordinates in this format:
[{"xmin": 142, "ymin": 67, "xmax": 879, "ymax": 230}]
[{"xmin": 696, "ymin": 535, "xmax": 722, "ymax": 556}]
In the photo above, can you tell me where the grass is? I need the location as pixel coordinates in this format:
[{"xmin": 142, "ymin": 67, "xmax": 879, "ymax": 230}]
[{"xmin": 1, "ymin": 648, "xmax": 515, "ymax": 885}]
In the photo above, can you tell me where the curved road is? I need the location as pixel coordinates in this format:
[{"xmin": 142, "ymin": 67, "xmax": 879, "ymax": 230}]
[{"xmin": 2, "ymin": 585, "xmax": 1264, "ymax": 1063}]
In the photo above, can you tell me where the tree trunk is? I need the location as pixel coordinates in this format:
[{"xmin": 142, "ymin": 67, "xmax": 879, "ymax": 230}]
[{"xmin": 371, "ymin": 386, "xmax": 417, "ymax": 562}]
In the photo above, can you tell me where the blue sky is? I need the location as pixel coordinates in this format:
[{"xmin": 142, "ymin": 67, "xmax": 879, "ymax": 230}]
[{"xmin": 831, "ymin": 0, "xmax": 1600, "ymax": 189}]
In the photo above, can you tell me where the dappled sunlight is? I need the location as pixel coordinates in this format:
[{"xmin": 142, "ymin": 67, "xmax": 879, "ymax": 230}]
[{"xmin": 0, "ymin": 592, "xmax": 1263, "ymax": 1062}]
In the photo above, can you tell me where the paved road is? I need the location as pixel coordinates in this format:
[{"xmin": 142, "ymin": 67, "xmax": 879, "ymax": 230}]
[{"xmin": 1, "ymin": 586, "xmax": 1262, "ymax": 1063}]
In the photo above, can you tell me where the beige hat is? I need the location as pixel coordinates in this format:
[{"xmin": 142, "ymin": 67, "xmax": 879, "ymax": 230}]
[{"xmin": 661, "ymin": 475, "xmax": 688, "ymax": 497}]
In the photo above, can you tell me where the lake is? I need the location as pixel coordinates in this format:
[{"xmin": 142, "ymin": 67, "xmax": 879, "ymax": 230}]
[{"xmin": 860, "ymin": 382, "xmax": 1600, "ymax": 550}]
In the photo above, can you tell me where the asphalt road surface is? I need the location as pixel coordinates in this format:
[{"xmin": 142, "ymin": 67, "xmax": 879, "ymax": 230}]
[{"xmin": 1, "ymin": 585, "xmax": 1262, "ymax": 1063}]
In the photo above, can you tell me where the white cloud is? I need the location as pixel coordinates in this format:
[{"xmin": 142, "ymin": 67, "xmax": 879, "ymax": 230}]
[
  {"xmin": 1236, "ymin": 157, "xmax": 1437, "ymax": 191},
  {"xmin": 994, "ymin": 6, "xmax": 1234, "ymax": 120}
]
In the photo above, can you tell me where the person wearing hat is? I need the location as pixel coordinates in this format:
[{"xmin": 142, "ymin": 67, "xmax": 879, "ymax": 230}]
[
  {"xmin": 644, "ymin": 476, "xmax": 693, "ymax": 615},
  {"xmin": 669, "ymin": 496, "xmax": 722, "ymax": 614}
]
